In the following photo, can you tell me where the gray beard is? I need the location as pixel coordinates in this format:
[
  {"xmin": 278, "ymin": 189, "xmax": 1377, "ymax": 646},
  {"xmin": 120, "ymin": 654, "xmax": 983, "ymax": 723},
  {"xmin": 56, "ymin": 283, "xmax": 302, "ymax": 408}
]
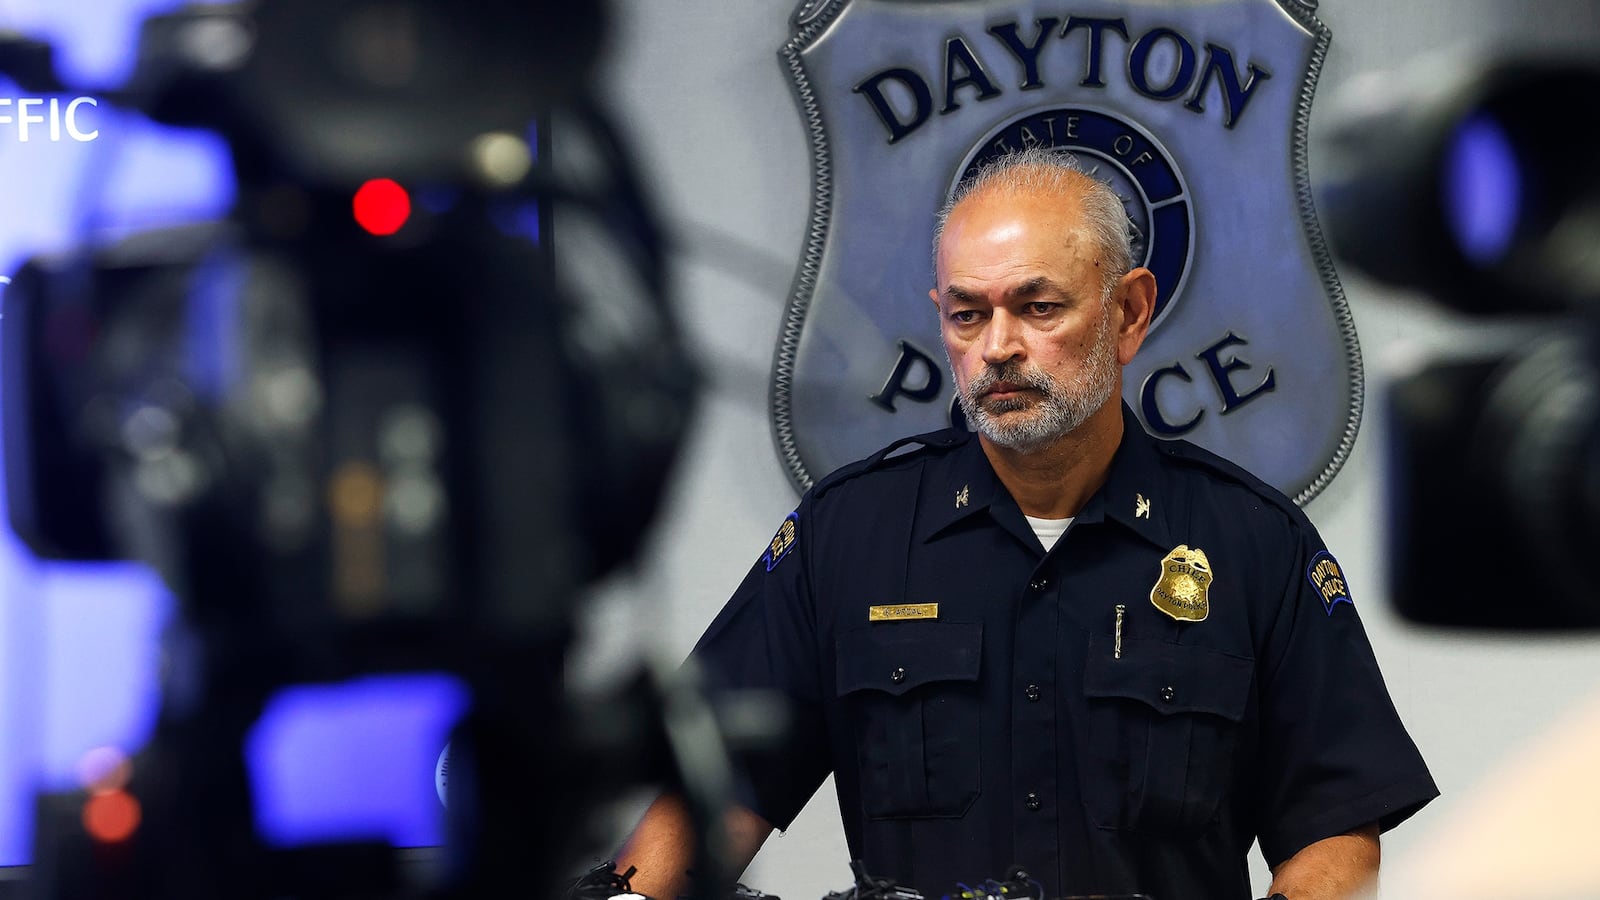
[{"xmin": 951, "ymin": 314, "xmax": 1118, "ymax": 454}]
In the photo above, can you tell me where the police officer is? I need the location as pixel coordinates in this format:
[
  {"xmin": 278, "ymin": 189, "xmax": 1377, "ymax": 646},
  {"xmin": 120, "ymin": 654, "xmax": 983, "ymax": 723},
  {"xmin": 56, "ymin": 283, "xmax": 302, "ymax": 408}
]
[{"xmin": 617, "ymin": 147, "xmax": 1437, "ymax": 900}]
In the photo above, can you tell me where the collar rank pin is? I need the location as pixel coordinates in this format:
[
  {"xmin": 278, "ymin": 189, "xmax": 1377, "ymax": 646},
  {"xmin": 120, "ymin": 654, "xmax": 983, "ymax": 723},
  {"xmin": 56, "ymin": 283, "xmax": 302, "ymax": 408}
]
[
  {"xmin": 1135, "ymin": 493, "xmax": 1151, "ymax": 519},
  {"xmin": 955, "ymin": 484, "xmax": 970, "ymax": 509}
]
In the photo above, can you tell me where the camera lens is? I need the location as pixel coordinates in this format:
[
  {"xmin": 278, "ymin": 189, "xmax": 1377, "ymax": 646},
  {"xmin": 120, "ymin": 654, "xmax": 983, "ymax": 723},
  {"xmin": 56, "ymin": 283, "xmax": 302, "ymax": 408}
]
[
  {"xmin": 1473, "ymin": 331, "xmax": 1600, "ymax": 616},
  {"xmin": 1387, "ymin": 329, "xmax": 1600, "ymax": 628},
  {"xmin": 1324, "ymin": 59, "xmax": 1600, "ymax": 315}
]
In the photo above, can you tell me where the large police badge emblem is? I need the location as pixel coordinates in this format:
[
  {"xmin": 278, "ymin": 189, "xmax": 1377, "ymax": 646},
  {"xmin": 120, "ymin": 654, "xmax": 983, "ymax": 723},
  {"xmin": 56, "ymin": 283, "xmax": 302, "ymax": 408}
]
[{"xmin": 773, "ymin": 0, "xmax": 1359, "ymax": 504}]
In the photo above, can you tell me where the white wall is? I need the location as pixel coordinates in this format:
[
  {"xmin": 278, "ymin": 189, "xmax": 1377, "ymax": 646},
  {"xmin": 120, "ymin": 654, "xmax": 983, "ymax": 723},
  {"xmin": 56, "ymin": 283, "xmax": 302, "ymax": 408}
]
[{"xmin": 572, "ymin": 2, "xmax": 1600, "ymax": 897}]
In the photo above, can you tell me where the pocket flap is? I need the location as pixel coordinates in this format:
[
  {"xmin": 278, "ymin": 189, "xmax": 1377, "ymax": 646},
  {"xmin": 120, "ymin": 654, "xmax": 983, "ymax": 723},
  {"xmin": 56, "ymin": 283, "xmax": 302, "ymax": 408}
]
[
  {"xmin": 1083, "ymin": 633, "xmax": 1253, "ymax": 720},
  {"xmin": 836, "ymin": 621, "xmax": 982, "ymax": 697}
]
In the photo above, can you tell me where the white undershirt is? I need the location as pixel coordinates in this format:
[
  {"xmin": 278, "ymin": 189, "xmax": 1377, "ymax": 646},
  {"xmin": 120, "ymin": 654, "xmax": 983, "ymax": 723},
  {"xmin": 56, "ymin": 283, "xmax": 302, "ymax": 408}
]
[{"xmin": 1024, "ymin": 515, "xmax": 1073, "ymax": 551}]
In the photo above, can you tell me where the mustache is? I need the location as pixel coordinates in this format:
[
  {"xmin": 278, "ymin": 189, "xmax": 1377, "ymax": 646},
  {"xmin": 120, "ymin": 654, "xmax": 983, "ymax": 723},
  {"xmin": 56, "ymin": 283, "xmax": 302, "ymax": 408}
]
[{"xmin": 967, "ymin": 361, "xmax": 1055, "ymax": 396}]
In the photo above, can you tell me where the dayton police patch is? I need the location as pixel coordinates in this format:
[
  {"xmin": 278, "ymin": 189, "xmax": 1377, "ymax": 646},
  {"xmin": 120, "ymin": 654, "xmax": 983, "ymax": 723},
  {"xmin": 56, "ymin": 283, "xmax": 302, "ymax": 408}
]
[
  {"xmin": 762, "ymin": 511, "xmax": 800, "ymax": 572},
  {"xmin": 1306, "ymin": 549, "xmax": 1353, "ymax": 615}
]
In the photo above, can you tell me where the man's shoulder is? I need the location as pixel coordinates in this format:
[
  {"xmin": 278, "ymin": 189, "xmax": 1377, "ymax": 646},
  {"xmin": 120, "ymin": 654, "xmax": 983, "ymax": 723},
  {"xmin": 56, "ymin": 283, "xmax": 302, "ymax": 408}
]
[
  {"xmin": 1148, "ymin": 432, "xmax": 1313, "ymax": 528},
  {"xmin": 808, "ymin": 428, "xmax": 970, "ymax": 503}
]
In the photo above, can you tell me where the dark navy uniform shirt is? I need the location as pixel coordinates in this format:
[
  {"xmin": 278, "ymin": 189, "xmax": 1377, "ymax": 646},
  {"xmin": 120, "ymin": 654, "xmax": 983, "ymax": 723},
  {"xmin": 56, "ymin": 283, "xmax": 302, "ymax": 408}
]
[{"xmin": 694, "ymin": 407, "xmax": 1437, "ymax": 900}]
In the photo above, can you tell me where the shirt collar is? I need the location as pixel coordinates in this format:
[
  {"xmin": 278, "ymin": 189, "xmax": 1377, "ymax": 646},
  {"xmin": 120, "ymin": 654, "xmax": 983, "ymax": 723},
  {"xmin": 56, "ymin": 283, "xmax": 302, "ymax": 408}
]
[
  {"xmin": 916, "ymin": 404, "xmax": 1179, "ymax": 550},
  {"xmin": 916, "ymin": 431, "xmax": 1013, "ymax": 543},
  {"xmin": 1075, "ymin": 403, "xmax": 1178, "ymax": 551}
]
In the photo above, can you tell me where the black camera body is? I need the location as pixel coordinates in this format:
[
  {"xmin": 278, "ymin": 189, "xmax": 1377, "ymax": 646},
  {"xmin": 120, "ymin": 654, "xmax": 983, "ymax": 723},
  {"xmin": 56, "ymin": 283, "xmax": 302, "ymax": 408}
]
[
  {"xmin": 0, "ymin": 2, "xmax": 715, "ymax": 898},
  {"xmin": 1322, "ymin": 55, "xmax": 1600, "ymax": 628}
]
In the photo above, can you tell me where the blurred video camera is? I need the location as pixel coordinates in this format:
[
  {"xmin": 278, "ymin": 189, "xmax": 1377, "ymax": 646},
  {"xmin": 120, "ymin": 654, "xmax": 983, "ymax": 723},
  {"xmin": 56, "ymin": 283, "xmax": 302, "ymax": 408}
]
[
  {"xmin": 1321, "ymin": 52, "xmax": 1600, "ymax": 628},
  {"xmin": 0, "ymin": 1, "xmax": 732, "ymax": 898}
]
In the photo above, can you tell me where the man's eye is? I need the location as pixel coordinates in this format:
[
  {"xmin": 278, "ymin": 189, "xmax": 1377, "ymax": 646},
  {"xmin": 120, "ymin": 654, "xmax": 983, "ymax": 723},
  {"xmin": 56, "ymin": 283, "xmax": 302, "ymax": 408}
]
[
  {"xmin": 1025, "ymin": 302, "xmax": 1057, "ymax": 315},
  {"xmin": 951, "ymin": 310, "xmax": 979, "ymax": 324}
]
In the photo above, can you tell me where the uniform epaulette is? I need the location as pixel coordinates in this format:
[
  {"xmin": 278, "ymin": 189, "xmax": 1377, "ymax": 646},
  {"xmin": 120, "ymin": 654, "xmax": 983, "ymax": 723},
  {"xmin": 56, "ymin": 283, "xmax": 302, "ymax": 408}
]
[
  {"xmin": 810, "ymin": 428, "xmax": 967, "ymax": 500},
  {"xmin": 1153, "ymin": 436, "xmax": 1312, "ymax": 524}
]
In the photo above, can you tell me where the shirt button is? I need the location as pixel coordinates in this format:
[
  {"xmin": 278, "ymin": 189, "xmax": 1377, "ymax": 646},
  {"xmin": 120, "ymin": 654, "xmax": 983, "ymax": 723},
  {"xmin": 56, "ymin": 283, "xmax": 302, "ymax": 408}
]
[
  {"xmin": 1161, "ymin": 685, "xmax": 1176, "ymax": 703},
  {"xmin": 890, "ymin": 667, "xmax": 906, "ymax": 684},
  {"xmin": 1025, "ymin": 684, "xmax": 1042, "ymax": 702},
  {"xmin": 1025, "ymin": 792, "xmax": 1041, "ymax": 811}
]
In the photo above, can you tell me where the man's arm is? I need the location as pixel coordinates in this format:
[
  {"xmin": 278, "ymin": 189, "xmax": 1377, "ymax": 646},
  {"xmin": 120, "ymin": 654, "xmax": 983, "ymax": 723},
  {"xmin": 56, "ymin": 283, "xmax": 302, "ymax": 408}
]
[
  {"xmin": 615, "ymin": 793, "xmax": 775, "ymax": 900},
  {"xmin": 1266, "ymin": 822, "xmax": 1380, "ymax": 900}
]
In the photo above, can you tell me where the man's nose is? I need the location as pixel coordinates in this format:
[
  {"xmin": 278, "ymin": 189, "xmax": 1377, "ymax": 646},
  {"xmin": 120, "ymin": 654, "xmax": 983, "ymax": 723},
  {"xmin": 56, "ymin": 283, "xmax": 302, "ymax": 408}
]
[{"xmin": 982, "ymin": 310, "xmax": 1025, "ymax": 365}]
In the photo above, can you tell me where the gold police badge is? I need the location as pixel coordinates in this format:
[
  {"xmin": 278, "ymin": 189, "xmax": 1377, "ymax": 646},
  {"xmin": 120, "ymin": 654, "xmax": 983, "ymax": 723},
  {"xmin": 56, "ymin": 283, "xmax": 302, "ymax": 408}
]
[{"xmin": 1151, "ymin": 545, "xmax": 1213, "ymax": 622}]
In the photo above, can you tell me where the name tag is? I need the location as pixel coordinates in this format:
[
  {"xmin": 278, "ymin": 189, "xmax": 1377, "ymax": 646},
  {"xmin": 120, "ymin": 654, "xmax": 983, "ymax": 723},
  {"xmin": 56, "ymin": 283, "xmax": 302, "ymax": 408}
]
[{"xmin": 868, "ymin": 603, "xmax": 939, "ymax": 621}]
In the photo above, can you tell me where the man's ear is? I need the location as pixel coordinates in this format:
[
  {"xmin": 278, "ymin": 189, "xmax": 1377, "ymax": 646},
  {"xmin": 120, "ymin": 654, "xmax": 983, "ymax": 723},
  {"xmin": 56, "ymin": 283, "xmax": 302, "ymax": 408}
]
[{"xmin": 1114, "ymin": 267, "xmax": 1156, "ymax": 365}]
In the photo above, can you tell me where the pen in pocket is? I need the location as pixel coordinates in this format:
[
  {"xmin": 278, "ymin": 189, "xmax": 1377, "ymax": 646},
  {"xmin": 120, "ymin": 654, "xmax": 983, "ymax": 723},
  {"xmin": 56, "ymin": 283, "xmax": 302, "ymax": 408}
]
[{"xmin": 1114, "ymin": 603, "xmax": 1125, "ymax": 659}]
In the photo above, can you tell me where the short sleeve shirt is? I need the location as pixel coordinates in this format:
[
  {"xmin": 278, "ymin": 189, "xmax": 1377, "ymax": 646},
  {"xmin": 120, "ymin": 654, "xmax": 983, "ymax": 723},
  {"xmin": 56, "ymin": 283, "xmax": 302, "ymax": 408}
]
[{"xmin": 693, "ymin": 407, "xmax": 1437, "ymax": 899}]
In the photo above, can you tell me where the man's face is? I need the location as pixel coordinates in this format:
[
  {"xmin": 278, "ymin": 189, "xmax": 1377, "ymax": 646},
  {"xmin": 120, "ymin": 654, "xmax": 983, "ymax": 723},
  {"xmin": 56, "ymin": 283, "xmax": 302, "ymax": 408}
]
[{"xmin": 931, "ymin": 184, "xmax": 1126, "ymax": 453}]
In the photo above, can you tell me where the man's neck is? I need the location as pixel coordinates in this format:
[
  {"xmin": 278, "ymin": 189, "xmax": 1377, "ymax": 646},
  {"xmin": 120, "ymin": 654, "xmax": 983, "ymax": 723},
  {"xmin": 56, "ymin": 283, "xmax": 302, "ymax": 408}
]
[{"xmin": 978, "ymin": 401, "xmax": 1124, "ymax": 519}]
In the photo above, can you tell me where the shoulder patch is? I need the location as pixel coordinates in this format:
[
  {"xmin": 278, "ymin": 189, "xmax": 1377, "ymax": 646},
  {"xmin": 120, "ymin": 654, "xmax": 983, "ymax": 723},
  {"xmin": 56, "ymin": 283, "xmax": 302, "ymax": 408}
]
[
  {"xmin": 761, "ymin": 511, "xmax": 799, "ymax": 572},
  {"xmin": 1307, "ymin": 550, "xmax": 1353, "ymax": 615}
]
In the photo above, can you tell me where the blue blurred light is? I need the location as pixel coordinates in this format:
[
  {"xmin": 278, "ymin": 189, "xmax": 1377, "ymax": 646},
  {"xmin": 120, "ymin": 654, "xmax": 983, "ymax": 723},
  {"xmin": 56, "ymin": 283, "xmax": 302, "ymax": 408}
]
[
  {"xmin": 2, "ymin": 0, "xmax": 190, "ymax": 88},
  {"xmin": 1443, "ymin": 111, "xmax": 1523, "ymax": 267},
  {"xmin": 1, "ymin": 0, "xmax": 240, "ymax": 869},
  {"xmin": 37, "ymin": 566, "xmax": 173, "ymax": 791},
  {"xmin": 185, "ymin": 248, "xmax": 246, "ymax": 402},
  {"xmin": 245, "ymin": 673, "xmax": 471, "ymax": 849}
]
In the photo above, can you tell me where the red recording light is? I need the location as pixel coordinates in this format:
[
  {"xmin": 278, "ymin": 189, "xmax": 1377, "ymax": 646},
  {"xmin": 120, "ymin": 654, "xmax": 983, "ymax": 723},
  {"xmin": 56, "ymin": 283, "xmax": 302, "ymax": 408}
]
[
  {"xmin": 83, "ymin": 789, "xmax": 141, "ymax": 843},
  {"xmin": 353, "ymin": 178, "xmax": 411, "ymax": 236}
]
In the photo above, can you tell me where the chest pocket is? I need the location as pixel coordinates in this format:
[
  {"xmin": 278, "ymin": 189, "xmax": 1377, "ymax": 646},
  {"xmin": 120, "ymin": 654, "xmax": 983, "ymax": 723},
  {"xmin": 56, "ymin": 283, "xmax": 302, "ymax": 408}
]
[
  {"xmin": 1082, "ymin": 633, "xmax": 1253, "ymax": 836},
  {"xmin": 836, "ymin": 622, "xmax": 982, "ymax": 820}
]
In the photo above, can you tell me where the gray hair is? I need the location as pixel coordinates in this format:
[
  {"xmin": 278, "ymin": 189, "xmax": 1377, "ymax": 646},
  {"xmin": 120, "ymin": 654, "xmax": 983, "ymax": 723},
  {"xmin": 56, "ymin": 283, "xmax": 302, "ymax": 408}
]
[{"xmin": 932, "ymin": 146, "xmax": 1134, "ymax": 297}]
